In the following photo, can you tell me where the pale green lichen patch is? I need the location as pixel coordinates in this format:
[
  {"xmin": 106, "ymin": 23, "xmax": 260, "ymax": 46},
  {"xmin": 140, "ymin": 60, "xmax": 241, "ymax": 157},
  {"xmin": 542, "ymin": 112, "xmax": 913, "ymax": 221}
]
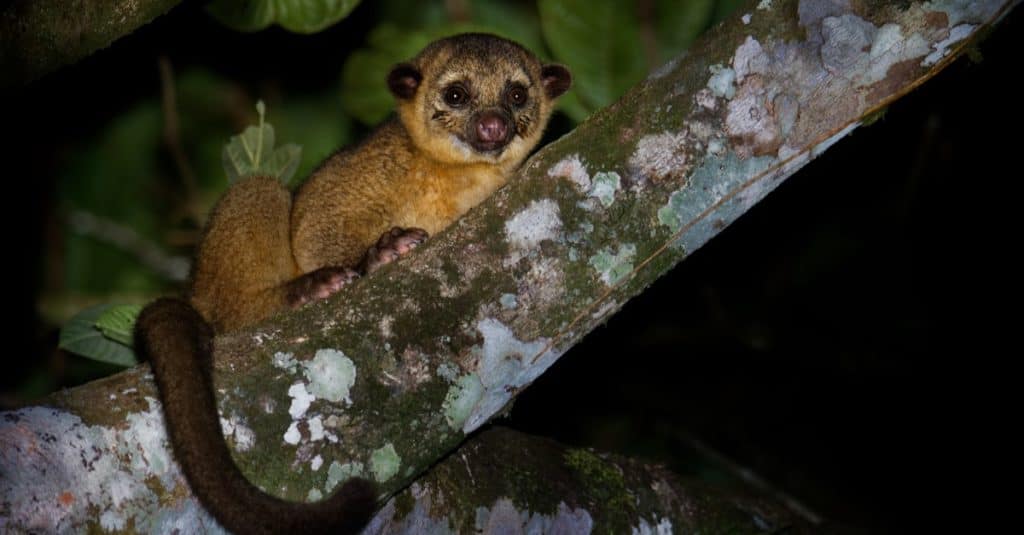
[
  {"xmin": 475, "ymin": 499, "xmax": 593, "ymax": 534},
  {"xmin": 504, "ymin": 199, "xmax": 563, "ymax": 266},
  {"xmin": 706, "ymin": 64, "xmax": 736, "ymax": 99},
  {"xmin": 500, "ymin": 293, "xmax": 518, "ymax": 309},
  {"xmin": 589, "ymin": 244, "xmax": 637, "ymax": 286},
  {"xmin": 436, "ymin": 362, "xmax": 460, "ymax": 382},
  {"xmin": 547, "ymin": 153, "xmax": 591, "ymax": 191},
  {"xmin": 589, "ymin": 171, "xmax": 622, "ymax": 207},
  {"xmin": 442, "ymin": 373, "xmax": 484, "ymax": 431},
  {"xmin": 658, "ymin": 151, "xmax": 775, "ymax": 251},
  {"xmin": 632, "ymin": 517, "xmax": 674, "ymax": 535},
  {"xmin": 272, "ymin": 351, "xmax": 297, "ymax": 373},
  {"xmin": 923, "ymin": 23, "xmax": 976, "ymax": 66},
  {"xmin": 307, "ymin": 488, "xmax": 323, "ymax": 502},
  {"xmin": 925, "ymin": 0, "xmax": 1000, "ymax": 27},
  {"xmin": 302, "ymin": 348, "xmax": 356, "ymax": 405},
  {"xmin": 370, "ymin": 443, "xmax": 401, "ymax": 482},
  {"xmin": 326, "ymin": 460, "xmax": 365, "ymax": 492},
  {"xmin": 145, "ymin": 498, "xmax": 227, "ymax": 535},
  {"xmin": 219, "ymin": 414, "xmax": 255, "ymax": 452},
  {"xmin": 463, "ymin": 318, "xmax": 562, "ymax": 433}
]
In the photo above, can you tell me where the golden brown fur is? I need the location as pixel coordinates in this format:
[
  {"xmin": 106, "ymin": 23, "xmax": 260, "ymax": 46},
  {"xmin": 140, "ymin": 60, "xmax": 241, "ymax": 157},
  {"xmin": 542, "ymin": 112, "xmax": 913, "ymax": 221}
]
[
  {"xmin": 136, "ymin": 33, "xmax": 570, "ymax": 535},
  {"xmin": 193, "ymin": 34, "xmax": 570, "ymax": 331}
]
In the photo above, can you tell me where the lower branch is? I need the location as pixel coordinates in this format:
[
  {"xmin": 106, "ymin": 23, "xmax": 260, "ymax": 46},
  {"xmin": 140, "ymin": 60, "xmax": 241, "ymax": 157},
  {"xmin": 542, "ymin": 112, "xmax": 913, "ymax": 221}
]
[{"xmin": 367, "ymin": 427, "xmax": 815, "ymax": 534}]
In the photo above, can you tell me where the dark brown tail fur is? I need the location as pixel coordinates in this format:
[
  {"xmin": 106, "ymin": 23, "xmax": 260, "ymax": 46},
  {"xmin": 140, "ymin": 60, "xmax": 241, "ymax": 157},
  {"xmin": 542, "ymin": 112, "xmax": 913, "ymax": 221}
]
[{"xmin": 135, "ymin": 298, "xmax": 377, "ymax": 535}]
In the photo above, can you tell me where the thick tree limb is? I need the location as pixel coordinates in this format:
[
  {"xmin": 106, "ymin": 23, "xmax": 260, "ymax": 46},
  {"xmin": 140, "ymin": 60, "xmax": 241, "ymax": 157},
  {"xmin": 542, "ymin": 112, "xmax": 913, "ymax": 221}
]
[
  {"xmin": 0, "ymin": 0, "xmax": 184, "ymax": 89},
  {"xmin": 1, "ymin": 0, "xmax": 1017, "ymax": 532},
  {"xmin": 363, "ymin": 427, "xmax": 814, "ymax": 534}
]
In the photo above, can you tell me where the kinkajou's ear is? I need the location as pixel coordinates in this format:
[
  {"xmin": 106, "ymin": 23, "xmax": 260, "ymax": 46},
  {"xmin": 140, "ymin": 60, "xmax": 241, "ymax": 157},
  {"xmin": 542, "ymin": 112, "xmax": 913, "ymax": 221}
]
[
  {"xmin": 388, "ymin": 63, "xmax": 423, "ymax": 100},
  {"xmin": 541, "ymin": 64, "xmax": 572, "ymax": 99}
]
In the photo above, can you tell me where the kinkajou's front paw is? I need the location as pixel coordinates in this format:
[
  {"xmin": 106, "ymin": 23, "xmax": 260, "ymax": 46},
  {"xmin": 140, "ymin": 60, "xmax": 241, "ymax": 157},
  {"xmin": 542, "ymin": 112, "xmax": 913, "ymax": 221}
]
[
  {"xmin": 286, "ymin": 266, "xmax": 360, "ymax": 308},
  {"xmin": 359, "ymin": 227, "xmax": 429, "ymax": 274}
]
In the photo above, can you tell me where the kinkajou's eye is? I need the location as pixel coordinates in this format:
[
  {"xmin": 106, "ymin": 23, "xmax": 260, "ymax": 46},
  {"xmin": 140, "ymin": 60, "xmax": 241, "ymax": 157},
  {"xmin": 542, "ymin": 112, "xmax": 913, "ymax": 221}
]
[
  {"xmin": 444, "ymin": 85, "xmax": 469, "ymax": 107},
  {"xmin": 506, "ymin": 85, "xmax": 528, "ymax": 107}
]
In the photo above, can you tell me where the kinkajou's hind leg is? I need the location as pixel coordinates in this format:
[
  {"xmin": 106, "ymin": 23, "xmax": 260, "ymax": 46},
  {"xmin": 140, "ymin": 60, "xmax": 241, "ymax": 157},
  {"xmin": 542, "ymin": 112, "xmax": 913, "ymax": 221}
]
[{"xmin": 189, "ymin": 176, "xmax": 302, "ymax": 331}]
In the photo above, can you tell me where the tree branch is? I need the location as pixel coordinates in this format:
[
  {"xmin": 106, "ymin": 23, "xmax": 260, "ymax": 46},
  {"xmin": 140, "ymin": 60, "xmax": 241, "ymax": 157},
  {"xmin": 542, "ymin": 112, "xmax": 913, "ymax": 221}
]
[
  {"xmin": 364, "ymin": 427, "xmax": 815, "ymax": 533},
  {"xmin": 0, "ymin": 0, "xmax": 184, "ymax": 89},
  {"xmin": 1, "ymin": 0, "xmax": 1017, "ymax": 532}
]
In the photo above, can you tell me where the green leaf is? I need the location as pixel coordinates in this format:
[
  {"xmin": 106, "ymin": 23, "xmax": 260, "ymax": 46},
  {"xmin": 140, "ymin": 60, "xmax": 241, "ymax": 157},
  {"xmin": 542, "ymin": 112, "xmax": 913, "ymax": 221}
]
[
  {"xmin": 207, "ymin": 0, "xmax": 362, "ymax": 34},
  {"xmin": 222, "ymin": 101, "xmax": 302, "ymax": 185},
  {"xmin": 59, "ymin": 304, "xmax": 138, "ymax": 367},
  {"xmin": 538, "ymin": 0, "xmax": 647, "ymax": 112},
  {"xmin": 95, "ymin": 304, "xmax": 144, "ymax": 346},
  {"xmin": 266, "ymin": 143, "xmax": 304, "ymax": 187},
  {"xmin": 222, "ymin": 122, "xmax": 276, "ymax": 183}
]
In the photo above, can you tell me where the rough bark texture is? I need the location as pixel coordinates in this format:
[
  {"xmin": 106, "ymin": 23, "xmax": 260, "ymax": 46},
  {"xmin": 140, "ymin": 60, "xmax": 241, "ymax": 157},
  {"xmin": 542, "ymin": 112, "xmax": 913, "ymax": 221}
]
[
  {"xmin": 362, "ymin": 427, "xmax": 815, "ymax": 534},
  {"xmin": 1, "ymin": 0, "xmax": 1017, "ymax": 532},
  {"xmin": 0, "ymin": 0, "xmax": 184, "ymax": 89}
]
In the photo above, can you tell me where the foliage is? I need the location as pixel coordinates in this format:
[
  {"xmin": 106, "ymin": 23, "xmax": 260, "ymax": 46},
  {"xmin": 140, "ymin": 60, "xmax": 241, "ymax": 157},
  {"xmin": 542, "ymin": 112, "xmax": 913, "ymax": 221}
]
[
  {"xmin": 207, "ymin": 0, "xmax": 362, "ymax": 33},
  {"xmin": 58, "ymin": 305, "xmax": 141, "ymax": 366},
  {"xmin": 222, "ymin": 101, "xmax": 303, "ymax": 186}
]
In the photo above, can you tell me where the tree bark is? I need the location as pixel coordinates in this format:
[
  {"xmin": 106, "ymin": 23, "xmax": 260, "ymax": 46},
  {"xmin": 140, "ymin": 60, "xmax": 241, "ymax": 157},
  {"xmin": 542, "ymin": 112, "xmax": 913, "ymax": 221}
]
[
  {"xmin": 1, "ymin": 0, "xmax": 1017, "ymax": 532},
  {"xmin": 0, "ymin": 0, "xmax": 184, "ymax": 89},
  {"xmin": 363, "ymin": 427, "xmax": 816, "ymax": 534}
]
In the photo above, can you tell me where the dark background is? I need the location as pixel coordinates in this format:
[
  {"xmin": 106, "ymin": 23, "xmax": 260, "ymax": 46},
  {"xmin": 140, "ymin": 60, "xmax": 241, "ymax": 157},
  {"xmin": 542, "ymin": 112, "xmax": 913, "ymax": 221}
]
[{"xmin": 5, "ymin": 3, "xmax": 1018, "ymax": 533}]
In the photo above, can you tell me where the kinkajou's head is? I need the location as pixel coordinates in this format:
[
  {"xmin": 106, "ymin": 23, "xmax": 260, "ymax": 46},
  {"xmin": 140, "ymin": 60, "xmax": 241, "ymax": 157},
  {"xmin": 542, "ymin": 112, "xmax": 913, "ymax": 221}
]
[{"xmin": 388, "ymin": 33, "xmax": 571, "ymax": 169}]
